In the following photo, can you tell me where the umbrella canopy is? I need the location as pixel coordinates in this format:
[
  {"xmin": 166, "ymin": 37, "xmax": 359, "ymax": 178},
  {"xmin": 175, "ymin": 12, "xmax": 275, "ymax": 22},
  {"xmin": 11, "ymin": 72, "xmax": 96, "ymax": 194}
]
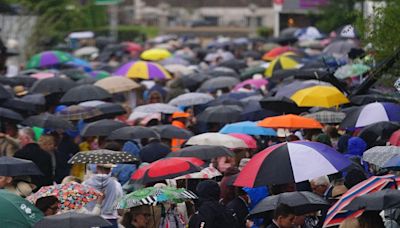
[
  {"xmin": 323, "ymin": 39, "xmax": 358, "ymax": 57},
  {"xmin": 1, "ymin": 97, "xmax": 39, "ymax": 113},
  {"xmin": 174, "ymin": 166, "xmax": 222, "ymax": 180},
  {"xmin": 228, "ymin": 133, "xmax": 257, "ymax": 149},
  {"xmin": 259, "ymin": 96, "xmax": 307, "ymax": 114},
  {"xmin": 291, "ymin": 85, "xmax": 349, "ymax": 108},
  {"xmin": 359, "ymin": 121, "xmax": 400, "ymax": 148},
  {"xmin": 350, "ymin": 94, "xmax": 398, "ymax": 106},
  {"xmin": 344, "ymin": 189, "xmax": 400, "ymax": 211},
  {"xmin": 108, "ymin": 126, "xmax": 159, "ymax": 140},
  {"xmin": 218, "ymin": 59, "xmax": 248, "ymax": 72},
  {"xmin": 94, "ymin": 77, "xmax": 140, "ymax": 94},
  {"xmin": 233, "ymin": 79, "xmax": 268, "ymax": 92},
  {"xmin": 258, "ymin": 114, "xmax": 323, "ymax": 129},
  {"xmin": 34, "ymin": 211, "xmax": 111, "ymax": 228},
  {"xmin": 60, "ymin": 85, "xmax": 111, "ymax": 104},
  {"xmin": 168, "ymin": 92, "xmax": 214, "ymax": 107},
  {"xmin": 219, "ymin": 121, "xmax": 277, "ymax": 136},
  {"xmin": 390, "ymin": 130, "xmax": 400, "ymax": 146},
  {"xmin": 56, "ymin": 105, "xmax": 102, "ymax": 121},
  {"xmin": 26, "ymin": 50, "xmax": 73, "ymax": 69},
  {"xmin": 0, "ymin": 156, "xmax": 42, "ymax": 176},
  {"xmin": 234, "ymin": 141, "xmax": 350, "ymax": 187},
  {"xmin": 0, "ymin": 107, "xmax": 23, "ymax": 122},
  {"xmin": 264, "ymin": 54, "xmax": 301, "ymax": 77},
  {"xmin": 196, "ymin": 105, "xmax": 243, "ymax": 124},
  {"xmin": 186, "ymin": 133, "xmax": 248, "ymax": 149},
  {"xmin": 274, "ymin": 80, "xmax": 329, "ymax": 98},
  {"xmin": 303, "ymin": 111, "xmax": 346, "ymax": 124},
  {"xmin": 262, "ymin": 46, "xmax": 297, "ymax": 61},
  {"xmin": 164, "ymin": 64, "xmax": 194, "ymax": 75},
  {"xmin": 134, "ymin": 103, "xmax": 181, "ymax": 114},
  {"xmin": 363, "ymin": 146, "xmax": 400, "ymax": 167},
  {"xmin": 140, "ymin": 48, "xmax": 172, "ymax": 61},
  {"xmin": 240, "ymin": 66, "xmax": 266, "ymax": 80},
  {"xmin": 21, "ymin": 94, "xmax": 46, "ymax": 106},
  {"xmin": 151, "ymin": 124, "xmax": 193, "ymax": 139},
  {"xmin": 89, "ymin": 70, "xmax": 110, "ymax": 80},
  {"xmin": 340, "ymin": 102, "xmax": 400, "ymax": 129},
  {"xmin": 0, "ymin": 189, "xmax": 44, "ymax": 227},
  {"xmin": 198, "ymin": 76, "xmax": 240, "ymax": 92},
  {"xmin": 73, "ymin": 46, "xmax": 99, "ymax": 57},
  {"xmin": 116, "ymin": 186, "xmax": 197, "ymax": 209},
  {"xmin": 0, "ymin": 84, "xmax": 12, "ymax": 100},
  {"xmin": 29, "ymin": 77, "xmax": 76, "ymax": 95},
  {"xmin": 27, "ymin": 182, "xmax": 102, "ymax": 212},
  {"xmin": 80, "ymin": 119, "xmax": 127, "ymax": 137},
  {"xmin": 22, "ymin": 113, "xmax": 74, "ymax": 130},
  {"xmin": 334, "ymin": 63, "xmax": 371, "ymax": 79},
  {"xmin": 160, "ymin": 56, "xmax": 190, "ymax": 66},
  {"xmin": 250, "ymin": 191, "xmax": 329, "ymax": 216},
  {"xmin": 383, "ymin": 154, "xmax": 400, "ymax": 170},
  {"xmin": 131, "ymin": 157, "xmax": 204, "ymax": 184},
  {"xmin": 114, "ymin": 61, "xmax": 172, "ymax": 80},
  {"xmin": 68, "ymin": 149, "xmax": 138, "ymax": 164},
  {"xmin": 180, "ymin": 73, "xmax": 209, "ymax": 91},
  {"xmin": 168, "ymin": 145, "xmax": 234, "ymax": 160}
]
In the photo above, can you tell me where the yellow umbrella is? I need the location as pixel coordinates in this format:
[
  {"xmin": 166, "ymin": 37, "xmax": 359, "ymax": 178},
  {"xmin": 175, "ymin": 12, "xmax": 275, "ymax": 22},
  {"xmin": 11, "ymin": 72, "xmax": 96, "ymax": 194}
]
[
  {"xmin": 290, "ymin": 85, "xmax": 349, "ymax": 108},
  {"xmin": 140, "ymin": 48, "xmax": 172, "ymax": 61},
  {"xmin": 264, "ymin": 53, "xmax": 301, "ymax": 77}
]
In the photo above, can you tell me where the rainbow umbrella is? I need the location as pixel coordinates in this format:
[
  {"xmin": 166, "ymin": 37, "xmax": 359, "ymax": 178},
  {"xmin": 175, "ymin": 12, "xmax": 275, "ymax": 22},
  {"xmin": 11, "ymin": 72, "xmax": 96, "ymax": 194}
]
[
  {"xmin": 26, "ymin": 50, "xmax": 73, "ymax": 69},
  {"xmin": 114, "ymin": 61, "xmax": 172, "ymax": 80},
  {"xmin": 140, "ymin": 48, "xmax": 172, "ymax": 61},
  {"xmin": 89, "ymin": 70, "xmax": 110, "ymax": 80}
]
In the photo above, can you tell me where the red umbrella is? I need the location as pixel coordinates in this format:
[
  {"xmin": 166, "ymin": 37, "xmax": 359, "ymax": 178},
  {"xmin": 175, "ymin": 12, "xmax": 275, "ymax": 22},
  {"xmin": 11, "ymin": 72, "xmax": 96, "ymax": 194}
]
[
  {"xmin": 228, "ymin": 133, "xmax": 257, "ymax": 149},
  {"xmin": 390, "ymin": 130, "xmax": 400, "ymax": 146},
  {"xmin": 123, "ymin": 42, "xmax": 143, "ymax": 53},
  {"xmin": 131, "ymin": 157, "xmax": 204, "ymax": 184},
  {"xmin": 262, "ymin": 46, "xmax": 297, "ymax": 61}
]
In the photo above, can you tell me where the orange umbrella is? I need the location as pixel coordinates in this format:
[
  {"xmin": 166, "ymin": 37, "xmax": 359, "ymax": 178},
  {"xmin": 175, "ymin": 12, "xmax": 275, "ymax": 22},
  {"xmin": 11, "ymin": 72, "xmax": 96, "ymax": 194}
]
[
  {"xmin": 262, "ymin": 46, "xmax": 297, "ymax": 61},
  {"xmin": 258, "ymin": 114, "xmax": 323, "ymax": 129}
]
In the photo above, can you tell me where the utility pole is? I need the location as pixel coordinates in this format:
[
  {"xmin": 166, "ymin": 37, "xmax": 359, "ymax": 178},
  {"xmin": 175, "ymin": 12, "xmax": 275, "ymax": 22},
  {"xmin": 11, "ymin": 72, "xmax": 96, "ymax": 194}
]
[{"xmin": 95, "ymin": 0, "xmax": 121, "ymax": 41}]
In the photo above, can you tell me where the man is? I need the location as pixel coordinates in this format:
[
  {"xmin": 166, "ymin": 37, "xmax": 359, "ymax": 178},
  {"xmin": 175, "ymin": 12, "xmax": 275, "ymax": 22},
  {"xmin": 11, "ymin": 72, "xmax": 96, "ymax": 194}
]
[
  {"xmin": 0, "ymin": 123, "xmax": 20, "ymax": 157},
  {"xmin": 83, "ymin": 164, "xmax": 123, "ymax": 228},
  {"xmin": 310, "ymin": 176, "xmax": 332, "ymax": 199},
  {"xmin": 226, "ymin": 188, "xmax": 250, "ymax": 228},
  {"xmin": 14, "ymin": 128, "xmax": 53, "ymax": 188},
  {"xmin": 267, "ymin": 204, "xmax": 296, "ymax": 228},
  {"xmin": 171, "ymin": 112, "xmax": 190, "ymax": 151},
  {"xmin": 0, "ymin": 175, "xmax": 12, "ymax": 189}
]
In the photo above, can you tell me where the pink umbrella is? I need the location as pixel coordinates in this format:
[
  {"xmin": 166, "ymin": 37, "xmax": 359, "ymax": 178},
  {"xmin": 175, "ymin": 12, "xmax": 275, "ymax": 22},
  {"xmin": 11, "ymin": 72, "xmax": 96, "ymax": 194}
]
[
  {"xmin": 233, "ymin": 79, "xmax": 268, "ymax": 92},
  {"xmin": 228, "ymin": 133, "xmax": 257, "ymax": 149},
  {"xmin": 31, "ymin": 72, "xmax": 55, "ymax": 80},
  {"xmin": 390, "ymin": 130, "xmax": 400, "ymax": 146}
]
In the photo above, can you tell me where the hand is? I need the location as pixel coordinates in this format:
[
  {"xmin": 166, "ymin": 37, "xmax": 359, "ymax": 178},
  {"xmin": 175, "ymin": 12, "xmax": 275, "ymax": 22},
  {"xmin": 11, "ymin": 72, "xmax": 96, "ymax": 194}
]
[{"xmin": 96, "ymin": 192, "xmax": 105, "ymax": 204}]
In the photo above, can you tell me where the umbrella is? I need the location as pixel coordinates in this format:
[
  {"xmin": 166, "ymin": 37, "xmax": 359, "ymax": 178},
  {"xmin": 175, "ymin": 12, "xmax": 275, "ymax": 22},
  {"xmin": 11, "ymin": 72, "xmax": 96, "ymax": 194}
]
[
  {"xmin": 198, "ymin": 76, "xmax": 240, "ymax": 92},
  {"xmin": 21, "ymin": 94, "xmax": 46, "ymax": 106},
  {"xmin": 228, "ymin": 133, "xmax": 257, "ymax": 149},
  {"xmin": 240, "ymin": 66, "xmax": 266, "ymax": 80},
  {"xmin": 0, "ymin": 189, "xmax": 44, "ymax": 227},
  {"xmin": 0, "ymin": 156, "xmax": 42, "ymax": 176},
  {"xmin": 116, "ymin": 186, "xmax": 197, "ymax": 209},
  {"xmin": 303, "ymin": 111, "xmax": 346, "ymax": 124},
  {"xmin": 140, "ymin": 48, "xmax": 172, "ymax": 61},
  {"xmin": 134, "ymin": 103, "xmax": 181, "ymax": 114},
  {"xmin": 186, "ymin": 133, "xmax": 248, "ymax": 149},
  {"xmin": 60, "ymin": 85, "xmax": 111, "ymax": 104},
  {"xmin": 0, "ymin": 107, "xmax": 24, "ymax": 122},
  {"xmin": 131, "ymin": 157, "xmax": 204, "ymax": 184},
  {"xmin": 234, "ymin": 141, "xmax": 350, "ymax": 187},
  {"xmin": 219, "ymin": 121, "xmax": 277, "ymax": 136},
  {"xmin": 323, "ymin": 39, "xmax": 358, "ymax": 57},
  {"xmin": 73, "ymin": 46, "xmax": 99, "ymax": 57},
  {"xmin": 206, "ymin": 67, "xmax": 239, "ymax": 78},
  {"xmin": 164, "ymin": 64, "xmax": 194, "ymax": 75},
  {"xmin": 262, "ymin": 46, "xmax": 297, "ymax": 61},
  {"xmin": 108, "ymin": 126, "xmax": 159, "ymax": 140},
  {"xmin": 56, "ymin": 105, "xmax": 102, "ymax": 121},
  {"xmin": 196, "ymin": 105, "xmax": 243, "ymax": 124},
  {"xmin": 160, "ymin": 56, "xmax": 190, "ymax": 66},
  {"xmin": 390, "ymin": 130, "xmax": 400, "ymax": 146},
  {"xmin": 291, "ymin": 85, "xmax": 349, "ymax": 108},
  {"xmin": 29, "ymin": 77, "xmax": 76, "ymax": 95},
  {"xmin": 383, "ymin": 154, "xmax": 400, "ymax": 170},
  {"xmin": 233, "ymin": 79, "xmax": 268, "ymax": 92},
  {"xmin": 350, "ymin": 94, "xmax": 398, "ymax": 106},
  {"xmin": 168, "ymin": 145, "xmax": 234, "ymax": 160},
  {"xmin": 340, "ymin": 102, "xmax": 400, "ymax": 129},
  {"xmin": 174, "ymin": 166, "xmax": 222, "ymax": 180},
  {"xmin": 264, "ymin": 54, "xmax": 301, "ymax": 77},
  {"xmin": 359, "ymin": 121, "xmax": 400, "ymax": 147},
  {"xmin": 151, "ymin": 125, "xmax": 193, "ymax": 139},
  {"xmin": 1, "ymin": 98, "xmax": 38, "ymax": 114},
  {"xmin": 94, "ymin": 77, "xmax": 140, "ymax": 94},
  {"xmin": 34, "ymin": 212, "xmax": 111, "ymax": 228},
  {"xmin": 30, "ymin": 72, "xmax": 55, "ymax": 80},
  {"xmin": 258, "ymin": 114, "xmax": 323, "ymax": 129},
  {"xmin": 27, "ymin": 182, "xmax": 102, "ymax": 212},
  {"xmin": 0, "ymin": 76, "xmax": 37, "ymax": 88},
  {"xmin": 250, "ymin": 191, "xmax": 329, "ymax": 216},
  {"xmin": 242, "ymin": 50, "xmax": 262, "ymax": 60},
  {"xmin": 22, "ymin": 113, "xmax": 74, "ymax": 130},
  {"xmin": 274, "ymin": 80, "xmax": 329, "ymax": 98},
  {"xmin": 123, "ymin": 41, "xmax": 143, "ymax": 53},
  {"xmin": 68, "ymin": 149, "xmax": 138, "ymax": 164},
  {"xmin": 218, "ymin": 59, "xmax": 247, "ymax": 72},
  {"xmin": 114, "ymin": 61, "xmax": 172, "ymax": 80},
  {"xmin": 0, "ymin": 84, "xmax": 13, "ymax": 100},
  {"xmin": 259, "ymin": 96, "xmax": 307, "ymax": 114},
  {"xmin": 168, "ymin": 92, "xmax": 214, "ymax": 107},
  {"xmin": 343, "ymin": 189, "xmax": 400, "ymax": 211},
  {"xmin": 89, "ymin": 70, "xmax": 110, "ymax": 80},
  {"xmin": 180, "ymin": 73, "xmax": 209, "ymax": 91},
  {"xmin": 26, "ymin": 50, "xmax": 73, "ymax": 69},
  {"xmin": 334, "ymin": 63, "xmax": 371, "ymax": 79},
  {"xmin": 363, "ymin": 146, "xmax": 400, "ymax": 167},
  {"xmin": 94, "ymin": 102, "xmax": 127, "ymax": 119},
  {"xmin": 80, "ymin": 119, "xmax": 128, "ymax": 137}
]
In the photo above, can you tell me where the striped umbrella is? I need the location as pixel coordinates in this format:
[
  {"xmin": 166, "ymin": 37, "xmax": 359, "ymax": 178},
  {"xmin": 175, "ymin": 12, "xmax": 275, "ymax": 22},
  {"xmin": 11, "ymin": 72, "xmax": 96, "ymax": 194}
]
[
  {"xmin": 114, "ymin": 61, "xmax": 172, "ymax": 80},
  {"xmin": 26, "ymin": 50, "xmax": 73, "ymax": 69},
  {"xmin": 264, "ymin": 54, "xmax": 301, "ymax": 77},
  {"xmin": 324, "ymin": 175, "xmax": 400, "ymax": 227}
]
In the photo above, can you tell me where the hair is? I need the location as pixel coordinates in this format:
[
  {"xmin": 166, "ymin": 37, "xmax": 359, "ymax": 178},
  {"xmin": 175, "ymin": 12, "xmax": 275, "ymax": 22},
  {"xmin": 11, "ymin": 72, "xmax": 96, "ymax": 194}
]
[
  {"xmin": 19, "ymin": 127, "xmax": 35, "ymax": 141},
  {"xmin": 273, "ymin": 203, "xmax": 295, "ymax": 220},
  {"xmin": 310, "ymin": 176, "xmax": 330, "ymax": 186},
  {"xmin": 339, "ymin": 218, "xmax": 360, "ymax": 228},
  {"xmin": 35, "ymin": 196, "xmax": 59, "ymax": 213},
  {"xmin": 326, "ymin": 126, "xmax": 340, "ymax": 138}
]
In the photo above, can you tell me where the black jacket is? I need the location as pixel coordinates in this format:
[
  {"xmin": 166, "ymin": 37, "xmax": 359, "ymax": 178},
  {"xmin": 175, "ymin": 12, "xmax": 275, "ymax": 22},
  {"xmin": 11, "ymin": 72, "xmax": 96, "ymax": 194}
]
[
  {"xmin": 55, "ymin": 135, "xmax": 79, "ymax": 183},
  {"xmin": 226, "ymin": 197, "xmax": 249, "ymax": 228}
]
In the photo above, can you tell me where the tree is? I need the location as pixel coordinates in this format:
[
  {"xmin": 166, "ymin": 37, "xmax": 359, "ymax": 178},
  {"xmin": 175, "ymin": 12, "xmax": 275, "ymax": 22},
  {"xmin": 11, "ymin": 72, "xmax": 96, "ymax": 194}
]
[{"xmin": 316, "ymin": 0, "xmax": 360, "ymax": 33}]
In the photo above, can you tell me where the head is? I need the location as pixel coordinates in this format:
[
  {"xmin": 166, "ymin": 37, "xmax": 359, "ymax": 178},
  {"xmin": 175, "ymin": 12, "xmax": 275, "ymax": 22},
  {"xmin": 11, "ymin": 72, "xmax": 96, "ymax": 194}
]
[
  {"xmin": 0, "ymin": 176, "xmax": 12, "ymax": 189},
  {"xmin": 273, "ymin": 204, "xmax": 296, "ymax": 228},
  {"xmin": 310, "ymin": 176, "xmax": 330, "ymax": 196},
  {"xmin": 196, "ymin": 180, "xmax": 221, "ymax": 201},
  {"xmin": 4, "ymin": 123, "xmax": 18, "ymax": 137},
  {"xmin": 96, "ymin": 164, "xmax": 113, "ymax": 174},
  {"xmin": 129, "ymin": 206, "xmax": 152, "ymax": 228},
  {"xmin": 18, "ymin": 127, "xmax": 35, "ymax": 146},
  {"xmin": 38, "ymin": 134, "xmax": 56, "ymax": 153},
  {"xmin": 61, "ymin": 176, "xmax": 82, "ymax": 184},
  {"xmin": 35, "ymin": 195, "xmax": 59, "ymax": 216}
]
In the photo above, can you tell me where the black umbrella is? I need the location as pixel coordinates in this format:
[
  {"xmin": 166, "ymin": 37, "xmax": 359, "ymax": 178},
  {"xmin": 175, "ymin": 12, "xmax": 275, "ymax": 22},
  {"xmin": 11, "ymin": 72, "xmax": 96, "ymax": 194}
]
[
  {"xmin": 20, "ymin": 94, "xmax": 46, "ymax": 106},
  {"xmin": 359, "ymin": 121, "xmax": 400, "ymax": 147},
  {"xmin": 350, "ymin": 94, "xmax": 398, "ymax": 106},
  {"xmin": 34, "ymin": 211, "xmax": 112, "ymax": 228},
  {"xmin": 249, "ymin": 191, "xmax": 329, "ymax": 216},
  {"xmin": 0, "ymin": 157, "xmax": 43, "ymax": 176},
  {"xmin": 344, "ymin": 189, "xmax": 400, "ymax": 211},
  {"xmin": 0, "ymin": 107, "xmax": 24, "ymax": 122},
  {"xmin": 206, "ymin": 67, "xmax": 239, "ymax": 78},
  {"xmin": 259, "ymin": 96, "xmax": 307, "ymax": 114},
  {"xmin": 0, "ymin": 76, "xmax": 37, "ymax": 87},
  {"xmin": 60, "ymin": 85, "xmax": 111, "ymax": 104},
  {"xmin": 0, "ymin": 84, "xmax": 12, "ymax": 100},
  {"xmin": 29, "ymin": 77, "xmax": 76, "ymax": 95},
  {"xmin": 68, "ymin": 149, "xmax": 138, "ymax": 164},
  {"xmin": 80, "ymin": 119, "xmax": 128, "ymax": 137},
  {"xmin": 108, "ymin": 126, "xmax": 159, "ymax": 140},
  {"xmin": 76, "ymin": 77, "xmax": 97, "ymax": 85},
  {"xmin": 196, "ymin": 105, "xmax": 243, "ymax": 123},
  {"xmin": 0, "ymin": 98, "xmax": 38, "ymax": 113},
  {"xmin": 198, "ymin": 77, "xmax": 240, "ymax": 92},
  {"xmin": 151, "ymin": 125, "xmax": 193, "ymax": 139},
  {"xmin": 206, "ymin": 97, "xmax": 243, "ymax": 107},
  {"xmin": 241, "ymin": 50, "xmax": 262, "ymax": 60},
  {"xmin": 96, "ymin": 103, "xmax": 126, "ymax": 117},
  {"xmin": 179, "ymin": 73, "xmax": 210, "ymax": 92},
  {"xmin": 22, "ymin": 113, "xmax": 74, "ymax": 130},
  {"xmin": 218, "ymin": 59, "xmax": 248, "ymax": 72},
  {"xmin": 168, "ymin": 145, "xmax": 234, "ymax": 160}
]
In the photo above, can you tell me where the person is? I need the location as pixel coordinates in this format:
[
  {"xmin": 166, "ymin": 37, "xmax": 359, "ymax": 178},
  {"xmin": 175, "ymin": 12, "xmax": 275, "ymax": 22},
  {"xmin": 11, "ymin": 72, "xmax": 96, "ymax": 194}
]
[
  {"xmin": 4, "ymin": 176, "xmax": 36, "ymax": 198},
  {"xmin": 358, "ymin": 211, "xmax": 385, "ymax": 228},
  {"xmin": 309, "ymin": 176, "xmax": 332, "ymax": 199},
  {"xmin": 35, "ymin": 195, "xmax": 60, "ymax": 216},
  {"xmin": 121, "ymin": 206, "xmax": 152, "ymax": 228},
  {"xmin": 14, "ymin": 128, "xmax": 53, "ymax": 188},
  {"xmin": 171, "ymin": 112, "xmax": 190, "ymax": 152},
  {"xmin": 38, "ymin": 134, "xmax": 57, "ymax": 181},
  {"xmin": 0, "ymin": 175, "xmax": 12, "ymax": 189},
  {"xmin": 267, "ymin": 203, "xmax": 296, "ymax": 228},
  {"xmin": 0, "ymin": 123, "xmax": 20, "ymax": 157},
  {"xmin": 139, "ymin": 138, "xmax": 171, "ymax": 163},
  {"xmin": 55, "ymin": 132, "xmax": 79, "ymax": 183},
  {"xmin": 188, "ymin": 180, "xmax": 239, "ymax": 228},
  {"xmin": 226, "ymin": 188, "xmax": 250, "ymax": 228},
  {"xmin": 83, "ymin": 164, "xmax": 123, "ymax": 228}
]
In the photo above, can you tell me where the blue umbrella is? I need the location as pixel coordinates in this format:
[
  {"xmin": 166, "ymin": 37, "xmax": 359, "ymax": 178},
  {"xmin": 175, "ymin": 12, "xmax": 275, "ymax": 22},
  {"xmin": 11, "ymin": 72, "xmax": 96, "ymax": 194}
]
[
  {"xmin": 219, "ymin": 121, "xmax": 276, "ymax": 136},
  {"xmin": 66, "ymin": 57, "xmax": 92, "ymax": 72}
]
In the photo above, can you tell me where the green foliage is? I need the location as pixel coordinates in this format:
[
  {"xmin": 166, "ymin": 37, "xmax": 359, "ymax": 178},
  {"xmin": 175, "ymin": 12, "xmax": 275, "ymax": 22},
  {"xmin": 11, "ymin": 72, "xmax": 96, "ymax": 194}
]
[
  {"xmin": 316, "ymin": 0, "xmax": 360, "ymax": 32},
  {"xmin": 93, "ymin": 25, "xmax": 159, "ymax": 42},
  {"xmin": 257, "ymin": 27, "xmax": 273, "ymax": 38}
]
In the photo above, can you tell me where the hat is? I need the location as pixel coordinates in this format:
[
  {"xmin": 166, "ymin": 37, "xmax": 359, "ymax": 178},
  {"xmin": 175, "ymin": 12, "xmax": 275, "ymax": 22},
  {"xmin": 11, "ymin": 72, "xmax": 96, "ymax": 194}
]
[
  {"xmin": 172, "ymin": 112, "xmax": 190, "ymax": 119},
  {"xmin": 13, "ymin": 85, "xmax": 28, "ymax": 96},
  {"xmin": 97, "ymin": 164, "xmax": 116, "ymax": 169}
]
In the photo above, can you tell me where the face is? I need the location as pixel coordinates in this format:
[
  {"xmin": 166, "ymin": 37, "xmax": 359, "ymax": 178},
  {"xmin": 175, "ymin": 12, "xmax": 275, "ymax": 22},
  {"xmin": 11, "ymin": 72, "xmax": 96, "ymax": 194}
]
[
  {"xmin": 45, "ymin": 202, "xmax": 59, "ymax": 216},
  {"xmin": 0, "ymin": 176, "xmax": 12, "ymax": 188},
  {"xmin": 311, "ymin": 183, "xmax": 328, "ymax": 196},
  {"xmin": 18, "ymin": 134, "xmax": 32, "ymax": 147},
  {"xmin": 277, "ymin": 214, "xmax": 295, "ymax": 228},
  {"xmin": 132, "ymin": 213, "xmax": 150, "ymax": 228}
]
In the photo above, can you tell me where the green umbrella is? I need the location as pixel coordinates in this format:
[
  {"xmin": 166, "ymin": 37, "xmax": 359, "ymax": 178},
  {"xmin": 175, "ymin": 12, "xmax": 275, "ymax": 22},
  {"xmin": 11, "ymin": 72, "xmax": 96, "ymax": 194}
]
[
  {"xmin": 334, "ymin": 63, "xmax": 371, "ymax": 79},
  {"xmin": 240, "ymin": 66, "xmax": 266, "ymax": 80},
  {"xmin": 116, "ymin": 186, "xmax": 197, "ymax": 209},
  {"xmin": 0, "ymin": 190, "xmax": 44, "ymax": 228}
]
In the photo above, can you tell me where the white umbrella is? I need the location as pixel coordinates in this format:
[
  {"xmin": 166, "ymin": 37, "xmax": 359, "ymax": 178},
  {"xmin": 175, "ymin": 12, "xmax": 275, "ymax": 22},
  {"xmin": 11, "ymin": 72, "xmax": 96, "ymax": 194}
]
[
  {"xmin": 134, "ymin": 103, "xmax": 181, "ymax": 114},
  {"xmin": 363, "ymin": 146, "xmax": 400, "ymax": 167},
  {"xmin": 73, "ymin": 46, "xmax": 99, "ymax": 57},
  {"xmin": 168, "ymin": 92, "xmax": 214, "ymax": 106},
  {"xmin": 186, "ymin": 133, "xmax": 248, "ymax": 149}
]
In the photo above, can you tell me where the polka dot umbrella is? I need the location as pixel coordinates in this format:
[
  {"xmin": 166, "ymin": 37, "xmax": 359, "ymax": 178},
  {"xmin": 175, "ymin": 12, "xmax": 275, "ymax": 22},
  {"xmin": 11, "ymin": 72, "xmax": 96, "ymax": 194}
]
[{"xmin": 68, "ymin": 149, "xmax": 138, "ymax": 164}]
